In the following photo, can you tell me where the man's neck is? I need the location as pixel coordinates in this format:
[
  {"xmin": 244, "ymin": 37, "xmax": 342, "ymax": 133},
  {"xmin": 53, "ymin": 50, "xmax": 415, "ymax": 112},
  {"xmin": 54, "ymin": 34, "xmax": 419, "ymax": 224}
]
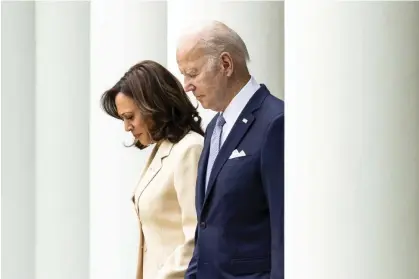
[{"xmin": 220, "ymin": 74, "xmax": 251, "ymax": 112}]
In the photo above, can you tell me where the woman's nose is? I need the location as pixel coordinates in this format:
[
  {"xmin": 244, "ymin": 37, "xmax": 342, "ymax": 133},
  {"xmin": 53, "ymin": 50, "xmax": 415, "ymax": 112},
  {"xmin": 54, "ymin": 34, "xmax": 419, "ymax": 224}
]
[{"xmin": 124, "ymin": 121, "xmax": 131, "ymax": 132}]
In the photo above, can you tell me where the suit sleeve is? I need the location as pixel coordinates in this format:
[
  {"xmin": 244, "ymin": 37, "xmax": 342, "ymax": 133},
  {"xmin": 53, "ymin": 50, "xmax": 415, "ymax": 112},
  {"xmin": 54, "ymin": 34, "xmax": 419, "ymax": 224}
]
[
  {"xmin": 261, "ymin": 113, "xmax": 284, "ymax": 279},
  {"xmin": 156, "ymin": 143, "xmax": 202, "ymax": 279},
  {"xmin": 184, "ymin": 226, "xmax": 198, "ymax": 279}
]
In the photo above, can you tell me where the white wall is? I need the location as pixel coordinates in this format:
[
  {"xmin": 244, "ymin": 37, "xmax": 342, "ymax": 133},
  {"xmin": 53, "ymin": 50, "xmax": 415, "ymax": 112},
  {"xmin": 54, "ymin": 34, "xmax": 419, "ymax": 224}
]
[
  {"xmin": 35, "ymin": 2, "xmax": 90, "ymax": 278},
  {"xmin": 1, "ymin": 2, "xmax": 36, "ymax": 279},
  {"xmin": 285, "ymin": 2, "xmax": 419, "ymax": 279}
]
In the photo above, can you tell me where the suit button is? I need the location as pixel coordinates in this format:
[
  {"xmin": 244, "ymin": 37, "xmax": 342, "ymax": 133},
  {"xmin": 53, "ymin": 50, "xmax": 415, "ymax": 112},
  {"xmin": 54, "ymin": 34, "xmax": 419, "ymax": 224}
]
[{"xmin": 200, "ymin": 221, "xmax": 206, "ymax": 228}]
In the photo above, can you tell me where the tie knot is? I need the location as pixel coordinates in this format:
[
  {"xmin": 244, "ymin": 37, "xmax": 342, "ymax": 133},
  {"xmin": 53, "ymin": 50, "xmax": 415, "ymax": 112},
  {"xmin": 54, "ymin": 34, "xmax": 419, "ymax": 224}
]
[{"xmin": 216, "ymin": 114, "xmax": 226, "ymax": 128}]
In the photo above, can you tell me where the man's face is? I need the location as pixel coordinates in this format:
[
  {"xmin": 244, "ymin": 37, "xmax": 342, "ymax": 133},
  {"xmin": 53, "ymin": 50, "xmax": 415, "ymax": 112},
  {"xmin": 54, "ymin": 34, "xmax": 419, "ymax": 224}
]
[{"xmin": 177, "ymin": 42, "xmax": 227, "ymax": 111}]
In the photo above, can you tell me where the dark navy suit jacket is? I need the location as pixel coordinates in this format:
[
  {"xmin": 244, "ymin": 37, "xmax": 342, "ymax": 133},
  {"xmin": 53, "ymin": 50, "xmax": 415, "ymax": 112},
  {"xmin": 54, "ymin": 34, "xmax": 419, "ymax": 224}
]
[{"xmin": 185, "ymin": 85, "xmax": 284, "ymax": 279}]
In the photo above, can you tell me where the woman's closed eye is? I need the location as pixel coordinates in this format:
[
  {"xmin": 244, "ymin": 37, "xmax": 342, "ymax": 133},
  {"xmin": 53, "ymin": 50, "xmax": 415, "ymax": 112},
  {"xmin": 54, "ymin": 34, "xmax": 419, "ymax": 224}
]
[{"xmin": 120, "ymin": 113, "xmax": 133, "ymax": 120}]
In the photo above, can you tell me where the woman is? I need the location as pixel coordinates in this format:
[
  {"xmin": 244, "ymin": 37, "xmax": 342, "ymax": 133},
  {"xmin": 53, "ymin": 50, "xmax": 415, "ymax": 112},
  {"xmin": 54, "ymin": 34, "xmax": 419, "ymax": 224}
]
[{"xmin": 101, "ymin": 60, "xmax": 204, "ymax": 279}]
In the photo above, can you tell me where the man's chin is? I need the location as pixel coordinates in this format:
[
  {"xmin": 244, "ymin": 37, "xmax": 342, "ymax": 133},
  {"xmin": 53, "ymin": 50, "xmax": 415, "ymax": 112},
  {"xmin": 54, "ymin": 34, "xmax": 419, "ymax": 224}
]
[
  {"xmin": 197, "ymin": 100, "xmax": 208, "ymax": 109},
  {"xmin": 196, "ymin": 98, "xmax": 215, "ymax": 110}
]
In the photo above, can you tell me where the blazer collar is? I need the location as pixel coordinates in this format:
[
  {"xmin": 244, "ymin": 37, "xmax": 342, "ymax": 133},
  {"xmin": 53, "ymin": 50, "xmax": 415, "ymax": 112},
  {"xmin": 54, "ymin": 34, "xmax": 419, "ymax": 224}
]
[{"xmin": 131, "ymin": 140, "xmax": 174, "ymax": 205}]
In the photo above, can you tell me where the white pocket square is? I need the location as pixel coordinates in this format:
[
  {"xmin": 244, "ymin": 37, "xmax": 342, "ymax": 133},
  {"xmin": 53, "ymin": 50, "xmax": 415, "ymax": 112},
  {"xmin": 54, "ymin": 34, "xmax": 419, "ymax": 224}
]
[{"xmin": 229, "ymin": 149, "xmax": 246, "ymax": 159}]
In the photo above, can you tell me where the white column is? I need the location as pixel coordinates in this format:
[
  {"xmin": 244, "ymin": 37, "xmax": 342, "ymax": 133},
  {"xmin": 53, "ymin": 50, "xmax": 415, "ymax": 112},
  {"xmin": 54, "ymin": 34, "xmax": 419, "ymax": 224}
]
[
  {"xmin": 35, "ymin": 2, "xmax": 90, "ymax": 279},
  {"xmin": 89, "ymin": 1, "xmax": 167, "ymax": 278},
  {"xmin": 286, "ymin": 2, "xmax": 419, "ymax": 279},
  {"xmin": 1, "ymin": 2, "xmax": 36, "ymax": 279},
  {"xmin": 167, "ymin": 0, "xmax": 284, "ymax": 128}
]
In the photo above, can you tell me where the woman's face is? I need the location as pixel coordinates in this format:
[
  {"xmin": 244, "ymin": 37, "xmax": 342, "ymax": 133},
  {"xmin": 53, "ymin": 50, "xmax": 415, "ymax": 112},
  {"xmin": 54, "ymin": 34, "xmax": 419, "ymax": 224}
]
[{"xmin": 115, "ymin": 92, "xmax": 152, "ymax": 147}]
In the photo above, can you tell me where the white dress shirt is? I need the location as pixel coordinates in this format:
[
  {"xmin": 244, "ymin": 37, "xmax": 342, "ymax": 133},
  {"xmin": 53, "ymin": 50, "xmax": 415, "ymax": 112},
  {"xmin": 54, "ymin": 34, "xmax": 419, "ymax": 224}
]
[{"xmin": 220, "ymin": 76, "xmax": 260, "ymax": 146}]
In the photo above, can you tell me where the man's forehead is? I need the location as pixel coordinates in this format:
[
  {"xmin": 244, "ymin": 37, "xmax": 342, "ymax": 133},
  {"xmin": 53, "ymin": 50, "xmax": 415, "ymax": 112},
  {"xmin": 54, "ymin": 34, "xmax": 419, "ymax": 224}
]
[
  {"xmin": 177, "ymin": 45, "xmax": 205, "ymax": 69},
  {"xmin": 177, "ymin": 41, "xmax": 199, "ymax": 58}
]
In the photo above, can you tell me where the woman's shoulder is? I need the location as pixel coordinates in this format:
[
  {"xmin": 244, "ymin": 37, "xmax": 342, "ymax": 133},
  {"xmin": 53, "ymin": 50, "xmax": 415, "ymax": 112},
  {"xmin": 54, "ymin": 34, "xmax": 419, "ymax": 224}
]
[
  {"xmin": 175, "ymin": 130, "xmax": 204, "ymax": 147},
  {"xmin": 171, "ymin": 131, "xmax": 204, "ymax": 155},
  {"xmin": 182, "ymin": 130, "xmax": 204, "ymax": 145}
]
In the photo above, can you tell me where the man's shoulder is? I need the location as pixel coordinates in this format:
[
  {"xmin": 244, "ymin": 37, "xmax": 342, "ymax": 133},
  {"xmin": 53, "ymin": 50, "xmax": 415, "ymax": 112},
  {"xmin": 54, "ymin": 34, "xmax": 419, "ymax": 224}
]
[
  {"xmin": 251, "ymin": 89, "xmax": 284, "ymax": 135},
  {"xmin": 260, "ymin": 90, "xmax": 284, "ymax": 118}
]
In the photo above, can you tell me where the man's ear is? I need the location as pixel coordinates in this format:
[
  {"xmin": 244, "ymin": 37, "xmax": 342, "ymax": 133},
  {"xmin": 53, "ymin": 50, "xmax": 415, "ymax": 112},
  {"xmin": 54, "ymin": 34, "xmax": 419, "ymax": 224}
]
[{"xmin": 220, "ymin": 52, "xmax": 233, "ymax": 77}]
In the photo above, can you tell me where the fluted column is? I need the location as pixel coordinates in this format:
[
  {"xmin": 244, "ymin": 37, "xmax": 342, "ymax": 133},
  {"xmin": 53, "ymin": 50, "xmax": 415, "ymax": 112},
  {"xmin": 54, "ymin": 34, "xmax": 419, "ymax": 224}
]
[
  {"xmin": 89, "ymin": 1, "xmax": 167, "ymax": 278},
  {"xmin": 167, "ymin": 0, "xmax": 284, "ymax": 128},
  {"xmin": 1, "ymin": 2, "xmax": 36, "ymax": 279},
  {"xmin": 35, "ymin": 2, "xmax": 90, "ymax": 278},
  {"xmin": 285, "ymin": 2, "xmax": 419, "ymax": 279}
]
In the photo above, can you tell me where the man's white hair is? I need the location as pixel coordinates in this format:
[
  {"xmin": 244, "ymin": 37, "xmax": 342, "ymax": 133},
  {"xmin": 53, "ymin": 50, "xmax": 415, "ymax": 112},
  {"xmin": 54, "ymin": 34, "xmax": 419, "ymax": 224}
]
[{"xmin": 178, "ymin": 20, "xmax": 250, "ymax": 68}]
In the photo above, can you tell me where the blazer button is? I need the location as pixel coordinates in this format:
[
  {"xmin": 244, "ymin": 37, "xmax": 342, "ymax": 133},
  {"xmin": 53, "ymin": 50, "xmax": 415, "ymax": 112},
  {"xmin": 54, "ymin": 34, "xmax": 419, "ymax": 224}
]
[{"xmin": 200, "ymin": 221, "xmax": 206, "ymax": 228}]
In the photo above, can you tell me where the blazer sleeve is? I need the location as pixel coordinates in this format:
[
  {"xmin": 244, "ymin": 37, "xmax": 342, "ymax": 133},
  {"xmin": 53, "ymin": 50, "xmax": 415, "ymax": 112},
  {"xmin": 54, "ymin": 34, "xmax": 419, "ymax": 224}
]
[
  {"xmin": 261, "ymin": 113, "xmax": 284, "ymax": 279},
  {"xmin": 136, "ymin": 222, "xmax": 144, "ymax": 279},
  {"xmin": 156, "ymin": 143, "xmax": 202, "ymax": 279}
]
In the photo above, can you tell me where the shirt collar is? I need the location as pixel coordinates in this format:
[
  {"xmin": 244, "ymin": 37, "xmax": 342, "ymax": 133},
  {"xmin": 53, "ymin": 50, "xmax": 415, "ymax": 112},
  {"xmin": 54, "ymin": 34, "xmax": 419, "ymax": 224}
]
[{"xmin": 222, "ymin": 76, "xmax": 260, "ymax": 126}]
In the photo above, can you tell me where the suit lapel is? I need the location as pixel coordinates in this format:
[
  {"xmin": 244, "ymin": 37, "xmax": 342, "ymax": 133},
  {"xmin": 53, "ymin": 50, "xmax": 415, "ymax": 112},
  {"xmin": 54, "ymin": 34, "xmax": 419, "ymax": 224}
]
[
  {"xmin": 196, "ymin": 124, "xmax": 215, "ymax": 212},
  {"xmin": 132, "ymin": 140, "xmax": 174, "ymax": 204},
  {"xmin": 202, "ymin": 87, "xmax": 269, "ymax": 209},
  {"xmin": 202, "ymin": 115, "xmax": 254, "ymax": 207}
]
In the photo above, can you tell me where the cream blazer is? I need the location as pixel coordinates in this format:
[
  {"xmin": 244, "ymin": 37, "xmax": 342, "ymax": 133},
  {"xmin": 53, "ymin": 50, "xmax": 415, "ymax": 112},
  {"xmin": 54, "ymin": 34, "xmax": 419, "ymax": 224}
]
[{"xmin": 132, "ymin": 131, "xmax": 203, "ymax": 279}]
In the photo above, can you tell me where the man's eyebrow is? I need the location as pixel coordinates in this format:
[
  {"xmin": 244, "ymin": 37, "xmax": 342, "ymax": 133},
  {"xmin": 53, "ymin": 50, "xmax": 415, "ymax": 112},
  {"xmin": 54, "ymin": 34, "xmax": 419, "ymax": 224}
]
[{"xmin": 185, "ymin": 68, "xmax": 197, "ymax": 74}]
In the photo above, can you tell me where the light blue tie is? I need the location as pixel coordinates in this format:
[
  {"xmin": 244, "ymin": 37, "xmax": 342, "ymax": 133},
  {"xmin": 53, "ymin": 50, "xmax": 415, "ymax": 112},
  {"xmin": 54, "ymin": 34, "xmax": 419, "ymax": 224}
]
[{"xmin": 205, "ymin": 113, "xmax": 226, "ymax": 191}]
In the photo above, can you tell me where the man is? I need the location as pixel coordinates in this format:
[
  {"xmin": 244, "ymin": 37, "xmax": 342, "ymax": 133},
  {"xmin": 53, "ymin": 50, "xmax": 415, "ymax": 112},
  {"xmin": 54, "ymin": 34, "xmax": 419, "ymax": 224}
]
[{"xmin": 176, "ymin": 20, "xmax": 284, "ymax": 279}]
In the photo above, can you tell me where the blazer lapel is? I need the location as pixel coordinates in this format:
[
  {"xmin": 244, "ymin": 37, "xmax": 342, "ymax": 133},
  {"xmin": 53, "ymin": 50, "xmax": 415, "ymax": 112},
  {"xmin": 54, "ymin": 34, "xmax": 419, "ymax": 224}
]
[
  {"xmin": 202, "ymin": 87, "xmax": 269, "ymax": 209},
  {"xmin": 131, "ymin": 145, "xmax": 158, "ymax": 205},
  {"xmin": 132, "ymin": 140, "xmax": 174, "ymax": 204}
]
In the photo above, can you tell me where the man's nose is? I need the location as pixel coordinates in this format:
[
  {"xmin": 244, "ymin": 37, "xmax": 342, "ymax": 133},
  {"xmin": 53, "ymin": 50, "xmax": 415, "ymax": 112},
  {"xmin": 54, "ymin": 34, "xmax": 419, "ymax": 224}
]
[{"xmin": 183, "ymin": 81, "xmax": 195, "ymax": 92}]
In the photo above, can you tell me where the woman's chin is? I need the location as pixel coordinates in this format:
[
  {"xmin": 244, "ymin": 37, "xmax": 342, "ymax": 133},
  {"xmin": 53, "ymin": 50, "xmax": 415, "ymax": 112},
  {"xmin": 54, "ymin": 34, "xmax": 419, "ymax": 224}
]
[{"xmin": 137, "ymin": 138, "xmax": 152, "ymax": 147}]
